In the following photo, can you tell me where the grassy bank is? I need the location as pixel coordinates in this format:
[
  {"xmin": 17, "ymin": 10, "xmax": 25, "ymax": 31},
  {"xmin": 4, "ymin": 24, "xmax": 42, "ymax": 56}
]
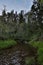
[
  {"xmin": 0, "ymin": 40, "xmax": 17, "ymax": 49},
  {"xmin": 31, "ymin": 41, "xmax": 43, "ymax": 65}
]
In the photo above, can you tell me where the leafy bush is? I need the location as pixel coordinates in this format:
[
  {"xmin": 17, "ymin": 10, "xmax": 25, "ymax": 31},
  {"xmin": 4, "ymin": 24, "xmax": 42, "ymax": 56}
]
[{"xmin": 31, "ymin": 41, "xmax": 43, "ymax": 65}]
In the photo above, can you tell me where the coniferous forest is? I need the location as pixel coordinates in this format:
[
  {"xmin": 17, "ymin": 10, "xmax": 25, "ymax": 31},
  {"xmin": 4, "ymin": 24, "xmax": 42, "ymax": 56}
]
[{"xmin": 0, "ymin": 0, "xmax": 43, "ymax": 65}]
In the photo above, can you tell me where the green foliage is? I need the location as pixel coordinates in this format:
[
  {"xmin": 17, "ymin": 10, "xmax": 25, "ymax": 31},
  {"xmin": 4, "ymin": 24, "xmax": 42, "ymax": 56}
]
[
  {"xmin": 19, "ymin": 10, "xmax": 25, "ymax": 23},
  {"xmin": 25, "ymin": 57, "xmax": 35, "ymax": 65},
  {"xmin": 38, "ymin": 0, "xmax": 43, "ymax": 3},
  {"xmin": 0, "ymin": 40, "xmax": 17, "ymax": 49},
  {"xmin": 31, "ymin": 0, "xmax": 43, "ymax": 29},
  {"xmin": 31, "ymin": 41, "xmax": 43, "ymax": 65},
  {"xmin": 0, "ymin": 1, "xmax": 43, "ymax": 65}
]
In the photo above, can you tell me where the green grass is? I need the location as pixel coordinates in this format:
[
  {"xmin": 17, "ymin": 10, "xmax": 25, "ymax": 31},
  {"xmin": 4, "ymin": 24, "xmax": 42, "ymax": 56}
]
[
  {"xmin": 0, "ymin": 40, "xmax": 17, "ymax": 49},
  {"xmin": 31, "ymin": 41, "xmax": 43, "ymax": 65},
  {"xmin": 25, "ymin": 57, "xmax": 35, "ymax": 65}
]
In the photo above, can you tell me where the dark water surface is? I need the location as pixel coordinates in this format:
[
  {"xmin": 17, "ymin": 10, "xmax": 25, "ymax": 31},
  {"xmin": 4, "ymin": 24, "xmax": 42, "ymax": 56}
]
[{"xmin": 0, "ymin": 43, "xmax": 37, "ymax": 65}]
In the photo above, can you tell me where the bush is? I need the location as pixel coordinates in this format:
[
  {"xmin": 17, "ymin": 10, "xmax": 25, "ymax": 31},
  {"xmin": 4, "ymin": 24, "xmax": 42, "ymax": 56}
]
[
  {"xmin": 31, "ymin": 41, "xmax": 43, "ymax": 65},
  {"xmin": 0, "ymin": 40, "xmax": 17, "ymax": 49}
]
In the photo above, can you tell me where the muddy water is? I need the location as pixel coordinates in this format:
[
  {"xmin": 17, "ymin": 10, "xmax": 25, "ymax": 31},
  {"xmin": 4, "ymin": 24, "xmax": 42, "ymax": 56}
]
[{"xmin": 0, "ymin": 43, "xmax": 37, "ymax": 65}]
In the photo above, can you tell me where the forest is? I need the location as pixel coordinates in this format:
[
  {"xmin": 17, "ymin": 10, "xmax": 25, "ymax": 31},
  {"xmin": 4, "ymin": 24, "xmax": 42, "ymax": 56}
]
[{"xmin": 0, "ymin": 0, "xmax": 43, "ymax": 65}]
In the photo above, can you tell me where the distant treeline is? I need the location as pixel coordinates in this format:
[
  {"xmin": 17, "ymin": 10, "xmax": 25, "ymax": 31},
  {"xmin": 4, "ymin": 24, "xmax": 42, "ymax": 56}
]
[{"xmin": 0, "ymin": 0, "xmax": 43, "ymax": 41}]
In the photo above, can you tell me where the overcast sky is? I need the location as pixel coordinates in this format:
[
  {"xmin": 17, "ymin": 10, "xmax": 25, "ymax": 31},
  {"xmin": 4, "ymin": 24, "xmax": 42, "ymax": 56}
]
[{"xmin": 0, "ymin": 0, "xmax": 33, "ymax": 14}]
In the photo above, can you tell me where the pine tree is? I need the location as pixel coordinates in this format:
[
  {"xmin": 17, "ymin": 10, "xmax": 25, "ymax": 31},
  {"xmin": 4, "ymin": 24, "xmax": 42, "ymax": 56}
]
[
  {"xmin": 2, "ymin": 5, "xmax": 7, "ymax": 22},
  {"xmin": 31, "ymin": 0, "xmax": 43, "ymax": 29},
  {"xmin": 19, "ymin": 10, "xmax": 25, "ymax": 23}
]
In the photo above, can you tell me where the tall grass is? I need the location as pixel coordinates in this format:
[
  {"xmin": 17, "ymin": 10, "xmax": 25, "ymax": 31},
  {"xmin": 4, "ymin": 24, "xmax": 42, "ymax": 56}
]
[
  {"xmin": 31, "ymin": 41, "xmax": 43, "ymax": 65},
  {"xmin": 0, "ymin": 40, "xmax": 17, "ymax": 49}
]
